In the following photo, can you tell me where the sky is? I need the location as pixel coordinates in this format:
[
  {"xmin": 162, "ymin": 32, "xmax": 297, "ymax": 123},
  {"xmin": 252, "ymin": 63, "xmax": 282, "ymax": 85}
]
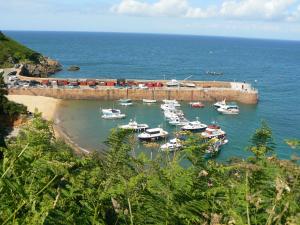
[{"xmin": 1, "ymin": 0, "xmax": 300, "ymax": 40}]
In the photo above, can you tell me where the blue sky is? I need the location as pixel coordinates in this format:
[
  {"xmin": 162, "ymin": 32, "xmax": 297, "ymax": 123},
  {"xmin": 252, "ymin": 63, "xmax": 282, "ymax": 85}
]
[{"xmin": 1, "ymin": 0, "xmax": 300, "ymax": 40}]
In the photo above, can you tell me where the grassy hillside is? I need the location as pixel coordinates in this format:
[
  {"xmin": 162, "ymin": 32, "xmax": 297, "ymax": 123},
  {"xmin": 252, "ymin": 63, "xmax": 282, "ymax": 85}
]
[{"xmin": 0, "ymin": 31, "xmax": 41, "ymax": 68}]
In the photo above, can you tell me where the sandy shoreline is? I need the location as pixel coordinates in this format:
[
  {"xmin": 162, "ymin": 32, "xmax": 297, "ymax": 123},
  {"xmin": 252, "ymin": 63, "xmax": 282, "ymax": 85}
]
[
  {"xmin": 7, "ymin": 94, "xmax": 90, "ymax": 154},
  {"xmin": 7, "ymin": 95, "xmax": 61, "ymax": 121}
]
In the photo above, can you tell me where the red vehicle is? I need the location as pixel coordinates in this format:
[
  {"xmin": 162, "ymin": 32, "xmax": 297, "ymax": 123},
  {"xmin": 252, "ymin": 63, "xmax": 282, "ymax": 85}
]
[{"xmin": 106, "ymin": 81, "xmax": 115, "ymax": 86}]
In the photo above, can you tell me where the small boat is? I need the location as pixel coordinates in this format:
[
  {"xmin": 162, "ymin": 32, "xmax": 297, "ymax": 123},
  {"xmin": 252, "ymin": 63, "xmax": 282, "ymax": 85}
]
[
  {"xmin": 206, "ymin": 71, "xmax": 224, "ymax": 75},
  {"xmin": 138, "ymin": 128, "xmax": 168, "ymax": 141},
  {"xmin": 181, "ymin": 119, "xmax": 207, "ymax": 132},
  {"xmin": 168, "ymin": 117, "xmax": 189, "ymax": 126},
  {"xmin": 189, "ymin": 102, "xmax": 205, "ymax": 108},
  {"xmin": 101, "ymin": 109, "xmax": 126, "ymax": 119},
  {"xmin": 217, "ymin": 105, "xmax": 239, "ymax": 115},
  {"xmin": 160, "ymin": 138, "xmax": 182, "ymax": 152},
  {"xmin": 162, "ymin": 100, "xmax": 180, "ymax": 106},
  {"xmin": 119, "ymin": 119, "xmax": 149, "ymax": 132},
  {"xmin": 183, "ymin": 83, "xmax": 196, "ymax": 88},
  {"xmin": 119, "ymin": 99, "xmax": 133, "ymax": 106},
  {"xmin": 214, "ymin": 99, "xmax": 226, "ymax": 108},
  {"xmin": 166, "ymin": 79, "xmax": 180, "ymax": 87},
  {"xmin": 143, "ymin": 99, "xmax": 157, "ymax": 104}
]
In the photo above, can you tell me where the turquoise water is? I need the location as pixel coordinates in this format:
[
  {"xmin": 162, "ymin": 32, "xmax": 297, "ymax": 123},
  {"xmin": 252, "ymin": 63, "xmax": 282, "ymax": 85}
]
[{"xmin": 5, "ymin": 31, "xmax": 300, "ymax": 160}]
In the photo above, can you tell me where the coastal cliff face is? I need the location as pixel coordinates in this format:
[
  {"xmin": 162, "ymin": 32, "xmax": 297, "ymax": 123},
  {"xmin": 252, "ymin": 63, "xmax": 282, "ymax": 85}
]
[{"xmin": 0, "ymin": 31, "xmax": 61, "ymax": 77}]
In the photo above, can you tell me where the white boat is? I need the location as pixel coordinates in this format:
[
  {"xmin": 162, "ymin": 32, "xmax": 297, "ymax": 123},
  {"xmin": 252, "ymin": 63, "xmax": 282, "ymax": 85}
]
[
  {"xmin": 206, "ymin": 138, "xmax": 224, "ymax": 154},
  {"xmin": 214, "ymin": 99, "xmax": 226, "ymax": 108},
  {"xmin": 101, "ymin": 109, "xmax": 126, "ymax": 119},
  {"xmin": 119, "ymin": 99, "xmax": 133, "ymax": 106},
  {"xmin": 138, "ymin": 128, "xmax": 168, "ymax": 141},
  {"xmin": 181, "ymin": 120, "xmax": 207, "ymax": 132},
  {"xmin": 217, "ymin": 105, "xmax": 239, "ymax": 115},
  {"xmin": 119, "ymin": 119, "xmax": 149, "ymax": 132},
  {"xmin": 164, "ymin": 109, "xmax": 184, "ymax": 120},
  {"xmin": 160, "ymin": 138, "xmax": 182, "ymax": 152},
  {"xmin": 168, "ymin": 117, "xmax": 189, "ymax": 126},
  {"xmin": 166, "ymin": 79, "xmax": 180, "ymax": 87},
  {"xmin": 143, "ymin": 99, "xmax": 157, "ymax": 104},
  {"xmin": 162, "ymin": 99, "xmax": 179, "ymax": 104},
  {"xmin": 161, "ymin": 103, "xmax": 180, "ymax": 111},
  {"xmin": 183, "ymin": 83, "xmax": 196, "ymax": 88}
]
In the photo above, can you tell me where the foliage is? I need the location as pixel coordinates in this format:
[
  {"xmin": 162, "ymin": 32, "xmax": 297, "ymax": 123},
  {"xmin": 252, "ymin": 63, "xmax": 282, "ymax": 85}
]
[
  {"xmin": 0, "ymin": 118, "xmax": 299, "ymax": 224},
  {"xmin": 0, "ymin": 31, "xmax": 41, "ymax": 68}
]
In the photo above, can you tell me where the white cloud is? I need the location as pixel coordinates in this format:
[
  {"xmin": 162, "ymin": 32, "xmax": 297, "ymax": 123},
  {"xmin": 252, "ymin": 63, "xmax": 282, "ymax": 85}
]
[{"xmin": 111, "ymin": 0, "xmax": 300, "ymax": 22}]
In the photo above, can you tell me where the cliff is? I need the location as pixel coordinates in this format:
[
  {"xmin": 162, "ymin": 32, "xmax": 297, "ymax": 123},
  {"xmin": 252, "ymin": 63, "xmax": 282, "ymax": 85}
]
[{"xmin": 0, "ymin": 31, "xmax": 61, "ymax": 77}]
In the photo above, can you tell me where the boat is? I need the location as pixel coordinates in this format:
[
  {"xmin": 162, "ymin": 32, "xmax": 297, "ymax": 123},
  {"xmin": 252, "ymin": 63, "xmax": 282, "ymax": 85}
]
[
  {"xmin": 166, "ymin": 79, "xmax": 180, "ymax": 87},
  {"xmin": 206, "ymin": 138, "xmax": 223, "ymax": 154},
  {"xmin": 214, "ymin": 99, "xmax": 226, "ymax": 108},
  {"xmin": 217, "ymin": 104, "xmax": 240, "ymax": 115},
  {"xmin": 119, "ymin": 119, "xmax": 149, "ymax": 132},
  {"xmin": 189, "ymin": 102, "xmax": 205, "ymax": 108},
  {"xmin": 162, "ymin": 99, "xmax": 179, "ymax": 104},
  {"xmin": 181, "ymin": 119, "xmax": 207, "ymax": 132},
  {"xmin": 201, "ymin": 125, "xmax": 228, "ymax": 143},
  {"xmin": 206, "ymin": 71, "xmax": 224, "ymax": 75},
  {"xmin": 119, "ymin": 99, "xmax": 133, "ymax": 106},
  {"xmin": 101, "ymin": 109, "xmax": 126, "ymax": 119},
  {"xmin": 143, "ymin": 99, "xmax": 157, "ymax": 104},
  {"xmin": 160, "ymin": 138, "xmax": 182, "ymax": 152},
  {"xmin": 138, "ymin": 128, "xmax": 168, "ymax": 141},
  {"xmin": 168, "ymin": 117, "xmax": 189, "ymax": 126},
  {"xmin": 183, "ymin": 82, "xmax": 196, "ymax": 88}
]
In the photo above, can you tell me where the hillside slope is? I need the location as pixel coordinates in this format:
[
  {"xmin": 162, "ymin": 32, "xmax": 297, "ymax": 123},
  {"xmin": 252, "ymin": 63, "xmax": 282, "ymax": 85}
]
[{"xmin": 0, "ymin": 31, "xmax": 61, "ymax": 77}]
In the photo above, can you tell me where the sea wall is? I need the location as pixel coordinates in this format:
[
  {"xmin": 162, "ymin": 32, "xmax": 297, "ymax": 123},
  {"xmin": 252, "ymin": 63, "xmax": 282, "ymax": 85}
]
[{"xmin": 8, "ymin": 86, "xmax": 258, "ymax": 104}]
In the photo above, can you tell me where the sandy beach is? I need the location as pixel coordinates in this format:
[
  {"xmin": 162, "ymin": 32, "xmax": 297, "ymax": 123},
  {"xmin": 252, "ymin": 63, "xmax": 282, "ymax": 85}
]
[{"xmin": 7, "ymin": 95, "xmax": 61, "ymax": 121}]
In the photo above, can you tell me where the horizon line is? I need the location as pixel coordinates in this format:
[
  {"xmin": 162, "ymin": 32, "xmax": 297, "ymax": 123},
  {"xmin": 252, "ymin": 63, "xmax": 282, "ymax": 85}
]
[{"xmin": 3, "ymin": 29, "xmax": 300, "ymax": 43}]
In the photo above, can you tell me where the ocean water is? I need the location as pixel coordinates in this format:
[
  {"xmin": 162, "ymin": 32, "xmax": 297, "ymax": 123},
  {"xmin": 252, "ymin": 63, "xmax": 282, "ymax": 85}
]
[{"xmin": 5, "ymin": 31, "xmax": 300, "ymax": 160}]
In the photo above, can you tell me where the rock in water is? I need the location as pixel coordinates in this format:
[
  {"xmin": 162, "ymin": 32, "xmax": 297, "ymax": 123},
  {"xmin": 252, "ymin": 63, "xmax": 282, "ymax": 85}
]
[{"xmin": 68, "ymin": 65, "xmax": 80, "ymax": 71}]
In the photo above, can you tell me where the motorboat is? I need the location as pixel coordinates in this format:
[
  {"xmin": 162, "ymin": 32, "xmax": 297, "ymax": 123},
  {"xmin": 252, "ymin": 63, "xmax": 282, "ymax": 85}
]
[
  {"xmin": 214, "ymin": 99, "xmax": 226, "ymax": 108},
  {"xmin": 164, "ymin": 109, "xmax": 184, "ymax": 120},
  {"xmin": 162, "ymin": 100, "xmax": 180, "ymax": 107},
  {"xmin": 206, "ymin": 138, "xmax": 224, "ymax": 154},
  {"xmin": 160, "ymin": 138, "xmax": 182, "ymax": 152},
  {"xmin": 166, "ymin": 79, "xmax": 180, "ymax": 87},
  {"xmin": 161, "ymin": 104, "xmax": 176, "ymax": 111},
  {"xmin": 101, "ymin": 109, "xmax": 126, "ymax": 119},
  {"xmin": 119, "ymin": 99, "xmax": 133, "ymax": 106},
  {"xmin": 168, "ymin": 117, "xmax": 189, "ymax": 126},
  {"xmin": 119, "ymin": 119, "xmax": 149, "ymax": 132},
  {"xmin": 143, "ymin": 99, "xmax": 157, "ymax": 104},
  {"xmin": 217, "ymin": 105, "xmax": 239, "ymax": 115},
  {"xmin": 201, "ymin": 125, "xmax": 228, "ymax": 143},
  {"xmin": 189, "ymin": 102, "xmax": 205, "ymax": 108},
  {"xmin": 138, "ymin": 128, "xmax": 168, "ymax": 141},
  {"xmin": 181, "ymin": 120, "xmax": 207, "ymax": 132}
]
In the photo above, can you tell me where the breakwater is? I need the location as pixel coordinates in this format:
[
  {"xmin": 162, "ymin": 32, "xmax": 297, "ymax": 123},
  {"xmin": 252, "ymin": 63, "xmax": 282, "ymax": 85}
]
[{"xmin": 8, "ymin": 80, "xmax": 258, "ymax": 104}]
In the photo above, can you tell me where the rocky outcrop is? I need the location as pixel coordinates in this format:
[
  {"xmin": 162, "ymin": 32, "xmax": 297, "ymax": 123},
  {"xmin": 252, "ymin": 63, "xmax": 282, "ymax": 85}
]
[
  {"xmin": 67, "ymin": 65, "xmax": 80, "ymax": 71},
  {"xmin": 20, "ymin": 57, "xmax": 62, "ymax": 78}
]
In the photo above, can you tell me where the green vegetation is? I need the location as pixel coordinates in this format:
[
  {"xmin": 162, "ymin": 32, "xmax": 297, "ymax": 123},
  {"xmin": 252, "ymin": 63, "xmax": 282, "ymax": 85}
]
[
  {"xmin": 0, "ymin": 113, "xmax": 299, "ymax": 224},
  {"xmin": 0, "ymin": 71, "xmax": 27, "ymax": 147},
  {"xmin": 0, "ymin": 31, "xmax": 41, "ymax": 68}
]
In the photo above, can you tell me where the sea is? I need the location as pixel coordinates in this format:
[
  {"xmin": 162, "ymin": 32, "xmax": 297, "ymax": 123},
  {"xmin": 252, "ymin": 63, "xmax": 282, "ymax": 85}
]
[{"xmin": 5, "ymin": 31, "xmax": 300, "ymax": 161}]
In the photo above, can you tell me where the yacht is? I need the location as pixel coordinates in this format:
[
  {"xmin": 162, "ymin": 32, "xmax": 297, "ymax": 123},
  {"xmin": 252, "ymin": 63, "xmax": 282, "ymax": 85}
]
[
  {"xmin": 143, "ymin": 99, "xmax": 157, "ymax": 104},
  {"xmin": 166, "ymin": 79, "xmax": 180, "ymax": 87},
  {"xmin": 119, "ymin": 119, "xmax": 149, "ymax": 132},
  {"xmin": 214, "ymin": 99, "xmax": 226, "ymax": 108},
  {"xmin": 138, "ymin": 128, "xmax": 168, "ymax": 141},
  {"xmin": 160, "ymin": 138, "xmax": 182, "ymax": 152},
  {"xmin": 189, "ymin": 102, "xmax": 205, "ymax": 108},
  {"xmin": 217, "ymin": 105, "xmax": 239, "ymax": 115},
  {"xmin": 181, "ymin": 120, "xmax": 207, "ymax": 132},
  {"xmin": 101, "ymin": 109, "xmax": 126, "ymax": 119},
  {"xmin": 119, "ymin": 99, "xmax": 133, "ymax": 106}
]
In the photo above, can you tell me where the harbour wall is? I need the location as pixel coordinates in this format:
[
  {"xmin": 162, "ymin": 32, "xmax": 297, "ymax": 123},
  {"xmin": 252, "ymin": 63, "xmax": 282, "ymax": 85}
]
[{"xmin": 8, "ymin": 86, "xmax": 258, "ymax": 104}]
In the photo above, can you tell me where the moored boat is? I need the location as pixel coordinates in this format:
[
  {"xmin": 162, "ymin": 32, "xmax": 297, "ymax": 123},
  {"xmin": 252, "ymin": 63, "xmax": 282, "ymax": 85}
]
[
  {"xmin": 138, "ymin": 128, "xmax": 168, "ymax": 141},
  {"xmin": 119, "ymin": 119, "xmax": 149, "ymax": 132},
  {"xmin": 189, "ymin": 102, "xmax": 205, "ymax": 108},
  {"xmin": 142, "ymin": 99, "xmax": 157, "ymax": 104},
  {"xmin": 181, "ymin": 119, "xmax": 207, "ymax": 132},
  {"xmin": 201, "ymin": 125, "xmax": 228, "ymax": 143},
  {"xmin": 217, "ymin": 104, "xmax": 239, "ymax": 115},
  {"xmin": 101, "ymin": 109, "xmax": 126, "ymax": 119},
  {"xmin": 119, "ymin": 99, "xmax": 133, "ymax": 106},
  {"xmin": 160, "ymin": 138, "xmax": 182, "ymax": 152},
  {"xmin": 214, "ymin": 99, "xmax": 226, "ymax": 108}
]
